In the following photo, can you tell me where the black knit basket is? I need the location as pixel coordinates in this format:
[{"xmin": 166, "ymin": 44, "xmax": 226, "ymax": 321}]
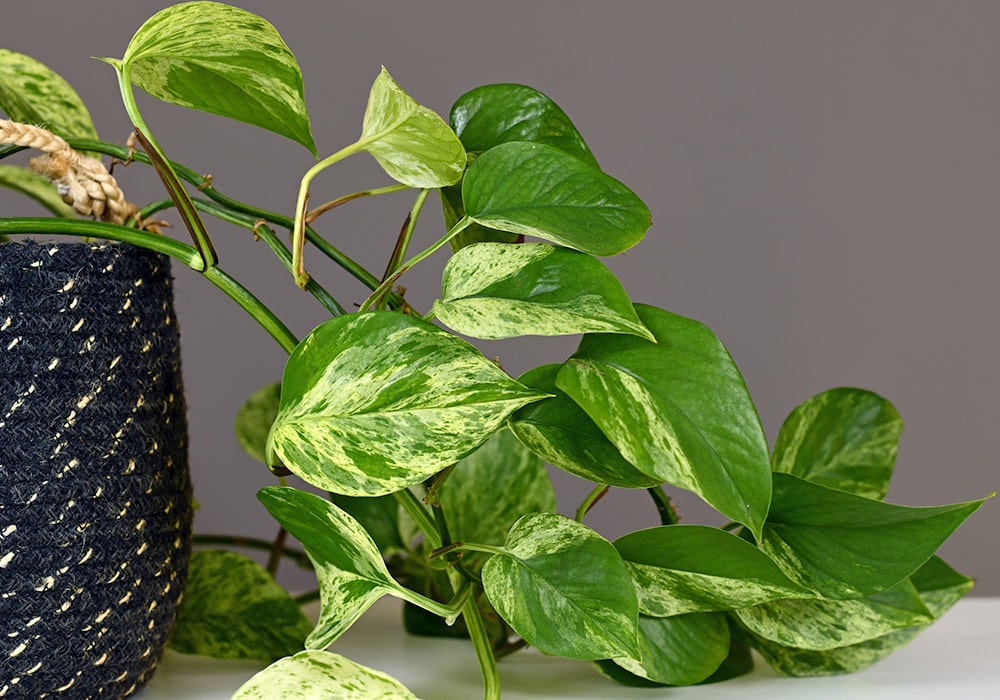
[{"xmin": 0, "ymin": 241, "xmax": 192, "ymax": 698}]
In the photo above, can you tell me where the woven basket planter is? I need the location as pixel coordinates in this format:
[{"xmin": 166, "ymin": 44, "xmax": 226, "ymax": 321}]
[{"xmin": 0, "ymin": 240, "xmax": 193, "ymax": 698}]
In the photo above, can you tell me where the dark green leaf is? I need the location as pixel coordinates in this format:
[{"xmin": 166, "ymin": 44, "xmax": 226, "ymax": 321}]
[
  {"xmin": 450, "ymin": 83, "xmax": 598, "ymax": 165},
  {"xmin": 557, "ymin": 304, "xmax": 772, "ymax": 538},
  {"xmin": 234, "ymin": 382, "xmax": 281, "ymax": 464},
  {"xmin": 169, "ymin": 550, "xmax": 312, "ymax": 661},
  {"xmin": 509, "ymin": 364, "xmax": 659, "ymax": 488},
  {"xmin": 761, "ymin": 473, "xmax": 989, "ymax": 598},
  {"xmin": 462, "ymin": 142, "xmax": 650, "ymax": 256},
  {"xmin": 0, "ymin": 49, "xmax": 97, "ymax": 140},
  {"xmin": 440, "ymin": 428, "xmax": 557, "ymax": 548},
  {"xmin": 266, "ymin": 311, "xmax": 547, "ymax": 496},
  {"xmin": 772, "ymin": 387, "xmax": 902, "ymax": 499},
  {"xmin": 612, "ymin": 613, "xmax": 730, "ymax": 686},
  {"xmin": 481, "ymin": 513, "xmax": 640, "ymax": 660},
  {"xmin": 615, "ymin": 525, "xmax": 809, "ymax": 616},
  {"xmin": 257, "ymin": 487, "xmax": 404, "ymax": 649},
  {"xmin": 117, "ymin": 2, "xmax": 315, "ymax": 153},
  {"xmin": 434, "ymin": 242, "xmax": 653, "ymax": 340}
]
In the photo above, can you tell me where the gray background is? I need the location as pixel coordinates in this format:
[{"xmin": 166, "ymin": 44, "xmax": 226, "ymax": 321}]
[{"xmin": 3, "ymin": 1, "xmax": 997, "ymax": 593}]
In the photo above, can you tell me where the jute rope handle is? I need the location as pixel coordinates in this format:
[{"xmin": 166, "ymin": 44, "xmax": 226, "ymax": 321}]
[{"xmin": 1, "ymin": 119, "xmax": 159, "ymax": 232}]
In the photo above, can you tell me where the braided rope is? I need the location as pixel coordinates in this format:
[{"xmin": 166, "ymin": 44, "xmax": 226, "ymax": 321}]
[{"xmin": 0, "ymin": 120, "xmax": 159, "ymax": 232}]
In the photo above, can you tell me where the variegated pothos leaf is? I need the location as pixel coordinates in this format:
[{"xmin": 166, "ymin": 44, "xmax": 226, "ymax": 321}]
[
  {"xmin": 433, "ymin": 242, "xmax": 654, "ymax": 340},
  {"xmin": 360, "ymin": 67, "xmax": 466, "ymax": 187},
  {"xmin": 232, "ymin": 650, "xmax": 421, "ymax": 699},
  {"xmin": 0, "ymin": 48, "xmax": 97, "ymax": 140},
  {"xmin": 266, "ymin": 311, "xmax": 547, "ymax": 496}
]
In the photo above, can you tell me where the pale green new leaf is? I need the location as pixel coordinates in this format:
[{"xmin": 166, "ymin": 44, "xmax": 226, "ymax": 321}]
[
  {"xmin": 743, "ymin": 556, "xmax": 974, "ymax": 676},
  {"xmin": 772, "ymin": 387, "xmax": 902, "ymax": 499},
  {"xmin": 168, "ymin": 550, "xmax": 312, "ymax": 661},
  {"xmin": 615, "ymin": 525, "xmax": 810, "ymax": 617},
  {"xmin": 761, "ymin": 473, "xmax": 990, "ymax": 598},
  {"xmin": 433, "ymin": 243, "xmax": 654, "ymax": 340},
  {"xmin": 234, "ymin": 382, "xmax": 281, "ymax": 464},
  {"xmin": 508, "ymin": 364, "xmax": 660, "ymax": 488},
  {"xmin": 0, "ymin": 48, "xmax": 97, "ymax": 140},
  {"xmin": 611, "ymin": 613, "xmax": 731, "ymax": 686},
  {"xmin": 258, "ymin": 487, "xmax": 405, "ymax": 649},
  {"xmin": 360, "ymin": 67, "xmax": 466, "ymax": 187},
  {"xmin": 440, "ymin": 428, "xmax": 556, "ymax": 549},
  {"xmin": 0, "ymin": 165, "xmax": 76, "ymax": 217},
  {"xmin": 556, "ymin": 304, "xmax": 772, "ymax": 539},
  {"xmin": 481, "ymin": 512, "xmax": 640, "ymax": 660},
  {"xmin": 732, "ymin": 579, "xmax": 932, "ymax": 651},
  {"xmin": 266, "ymin": 312, "xmax": 547, "ymax": 496},
  {"xmin": 462, "ymin": 142, "xmax": 650, "ymax": 256},
  {"xmin": 232, "ymin": 650, "xmax": 420, "ymax": 700},
  {"xmin": 117, "ymin": 1, "xmax": 315, "ymax": 153}
]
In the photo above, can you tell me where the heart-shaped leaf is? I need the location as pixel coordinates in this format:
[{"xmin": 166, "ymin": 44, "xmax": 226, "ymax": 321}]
[
  {"xmin": 232, "ymin": 650, "xmax": 421, "ymax": 700},
  {"xmin": 0, "ymin": 49, "xmax": 97, "ymax": 140},
  {"xmin": 508, "ymin": 364, "xmax": 660, "ymax": 488},
  {"xmin": 360, "ymin": 67, "xmax": 466, "ymax": 188},
  {"xmin": 116, "ymin": 2, "xmax": 315, "ymax": 153},
  {"xmin": 615, "ymin": 525, "xmax": 810, "ymax": 617},
  {"xmin": 741, "ymin": 556, "xmax": 973, "ymax": 676},
  {"xmin": 257, "ymin": 487, "xmax": 405, "ymax": 649},
  {"xmin": 761, "ymin": 473, "xmax": 989, "ymax": 598},
  {"xmin": 0, "ymin": 166, "xmax": 76, "ymax": 217},
  {"xmin": 462, "ymin": 142, "xmax": 650, "ymax": 256},
  {"xmin": 772, "ymin": 388, "xmax": 902, "ymax": 499},
  {"xmin": 434, "ymin": 242, "xmax": 653, "ymax": 340},
  {"xmin": 450, "ymin": 83, "xmax": 598, "ymax": 165},
  {"xmin": 168, "ymin": 550, "xmax": 312, "ymax": 661},
  {"xmin": 732, "ymin": 579, "xmax": 932, "ymax": 651},
  {"xmin": 266, "ymin": 311, "xmax": 547, "ymax": 496},
  {"xmin": 611, "ymin": 613, "xmax": 731, "ymax": 686},
  {"xmin": 234, "ymin": 382, "xmax": 281, "ymax": 464},
  {"xmin": 556, "ymin": 304, "xmax": 772, "ymax": 538},
  {"xmin": 439, "ymin": 428, "xmax": 556, "ymax": 548},
  {"xmin": 481, "ymin": 512, "xmax": 640, "ymax": 660}
]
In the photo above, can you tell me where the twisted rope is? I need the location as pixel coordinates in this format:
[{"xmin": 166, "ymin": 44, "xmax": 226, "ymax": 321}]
[{"xmin": 0, "ymin": 120, "xmax": 159, "ymax": 232}]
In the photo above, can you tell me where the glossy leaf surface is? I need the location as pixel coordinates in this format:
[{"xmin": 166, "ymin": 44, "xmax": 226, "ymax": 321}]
[
  {"xmin": 234, "ymin": 382, "xmax": 281, "ymax": 464},
  {"xmin": 481, "ymin": 513, "xmax": 640, "ymax": 660},
  {"xmin": 0, "ymin": 49, "xmax": 97, "ymax": 140},
  {"xmin": 258, "ymin": 487, "xmax": 403, "ymax": 649},
  {"xmin": 508, "ymin": 364, "xmax": 659, "ymax": 488},
  {"xmin": 732, "ymin": 579, "xmax": 932, "ymax": 650},
  {"xmin": 450, "ymin": 83, "xmax": 598, "ymax": 165},
  {"xmin": 168, "ymin": 550, "xmax": 312, "ymax": 661},
  {"xmin": 612, "ymin": 613, "xmax": 730, "ymax": 686},
  {"xmin": 266, "ymin": 311, "xmax": 546, "ymax": 496},
  {"xmin": 0, "ymin": 165, "xmax": 76, "ymax": 217},
  {"xmin": 743, "ymin": 556, "xmax": 974, "ymax": 676},
  {"xmin": 761, "ymin": 473, "xmax": 989, "ymax": 598},
  {"xmin": 557, "ymin": 304, "xmax": 772, "ymax": 538},
  {"xmin": 360, "ymin": 67, "xmax": 466, "ymax": 187},
  {"xmin": 772, "ymin": 387, "xmax": 902, "ymax": 499},
  {"xmin": 328, "ymin": 493, "xmax": 406, "ymax": 554},
  {"xmin": 615, "ymin": 525, "xmax": 809, "ymax": 617},
  {"xmin": 439, "ymin": 428, "xmax": 556, "ymax": 547},
  {"xmin": 232, "ymin": 650, "xmax": 420, "ymax": 700},
  {"xmin": 462, "ymin": 142, "xmax": 650, "ymax": 256},
  {"xmin": 434, "ymin": 242, "xmax": 653, "ymax": 340},
  {"xmin": 118, "ymin": 1, "xmax": 315, "ymax": 153}
]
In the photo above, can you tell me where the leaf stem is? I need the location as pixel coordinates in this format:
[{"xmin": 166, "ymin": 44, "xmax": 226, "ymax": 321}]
[
  {"xmin": 266, "ymin": 527, "xmax": 289, "ymax": 577},
  {"xmin": 576, "ymin": 484, "xmax": 610, "ymax": 523},
  {"xmin": 393, "ymin": 579, "xmax": 472, "ymax": 622},
  {"xmin": 647, "ymin": 486, "xmax": 680, "ymax": 526},
  {"xmin": 305, "ymin": 183, "xmax": 408, "ymax": 224},
  {"xmin": 382, "ymin": 188, "xmax": 430, "ymax": 283},
  {"xmin": 394, "ymin": 488, "xmax": 441, "ymax": 550},
  {"xmin": 463, "ymin": 597, "xmax": 502, "ymax": 700},
  {"xmin": 201, "ymin": 266, "xmax": 299, "ymax": 353},
  {"xmin": 360, "ymin": 215, "xmax": 472, "ymax": 311},
  {"xmin": 191, "ymin": 534, "xmax": 312, "ymax": 570}
]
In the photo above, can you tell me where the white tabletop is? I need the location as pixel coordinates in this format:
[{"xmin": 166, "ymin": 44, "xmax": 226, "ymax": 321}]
[{"xmin": 137, "ymin": 597, "xmax": 1000, "ymax": 699}]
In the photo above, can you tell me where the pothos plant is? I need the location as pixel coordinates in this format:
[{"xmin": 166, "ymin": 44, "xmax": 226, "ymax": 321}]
[{"xmin": 0, "ymin": 3, "xmax": 991, "ymax": 698}]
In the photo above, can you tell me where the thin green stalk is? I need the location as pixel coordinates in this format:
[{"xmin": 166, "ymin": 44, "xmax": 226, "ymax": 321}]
[
  {"xmin": 306, "ymin": 183, "xmax": 408, "ymax": 224},
  {"xmin": 192, "ymin": 534, "xmax": 312, "ymax": 570},
  {"xmin": 647, "ymin": 486, "xmax": 679, "ymax": 526},
  {"xmin": 202, "ymin": 266, "xmax": 298, "ymax": 353},
  {"xmin": 360, "ymin": 216, "xmax": 472, "ymax": 311},
  {"xmin": 382, "ymin": 188, "xmax": 431, "ymax": 282},
  {"xmin": 576, "ymin": 484, "xmax": 610, "ymax": 523},
  {"xmin": 394, "ymin": 579, "xmax": 473, "ymax": 624},
  {"xmin": 463, "ymin": 597, "xmax": 501, "ymax": 700},
  {"xmin": 453, "ymin": 542, "xmax": 506, "ymax": 557},
  {"xmin": 394, "ymin": 488, "xmax": 441, "ymax": 550}
]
